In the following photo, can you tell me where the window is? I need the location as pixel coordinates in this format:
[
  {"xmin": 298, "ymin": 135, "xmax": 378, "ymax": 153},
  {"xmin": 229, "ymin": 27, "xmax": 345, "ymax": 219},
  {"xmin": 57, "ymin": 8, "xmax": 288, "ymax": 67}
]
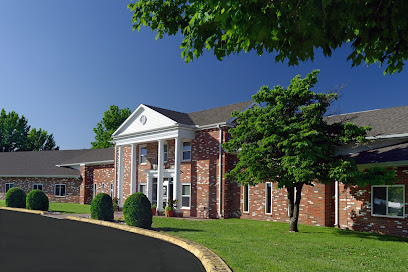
[
  {"xmin": 243, "ymin": 185, "xmax": 249, "ymax": 213},
  {"xmin": 163, "ymin": 143, "xmax": 168, "ymax": 162},
  {"xmin": 139, "ymin": 183, "xmax": 146, "ymax": 195},
  {"xmin": 110, "ymin": 183, "xmax": 113, "ymax": 197},
  {"xmin": 372, "ymin": 185, "xmax": 405, "ymax": 217},
  {"xmin": 5, "ymin": 183, "xmax": 14, "ymax": 193},
  {"xmin": 182, "ymin": 141, "xmax": 191, "ymax": 161},
  {"xmin": 94, "ymin": 184, "xmax": 97, "ymax": 198},
  {"xmin": 55, "ymin": 184, "xmax": 66, "ymax": 197},
  {"xmin": 33, "ymin": 184, "xmax": 43, "ymax": 191},
  {"xmin": 181, "ymin": 184, "xmax": 191, "ymax": 208},
  {"xmin": 140, "ymin": 145, "xmax": 147, "ymax": 164},
  {"xmin": 102, "ymin": 184, "xmax": 105, "ymax": 193},
  {"xmin": 265, "ymin": 183, "xmax": 272, "ymax": 214}
]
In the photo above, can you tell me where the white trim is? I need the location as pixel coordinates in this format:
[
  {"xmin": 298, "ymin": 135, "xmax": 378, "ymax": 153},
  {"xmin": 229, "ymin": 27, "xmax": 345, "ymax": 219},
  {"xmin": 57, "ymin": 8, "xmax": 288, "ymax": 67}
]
[
  {"xmin": 182, "ymin": 140, "xmax": 192, "ymax": 162},
  {"xmin": 196, "ymin": 122, "xmax": 234, "ymax": 130},
  {"xmin": 56, "ymin": 160, "xmax": 114, "ymax": 168},
  {"xmin": 265, "ymin": 182, "xmax": 272, "ymax": 215},
  {"xmin": 139, "ymin": 144, "xmax": 147, "ymax": 165},
  {"xmin": 54, "ymin": 184, "xmax": 66, "ymax": 197},
  {"xmin": 366, "ymin": 133, "xmax": 408, "ymax": 140},
  {"xmin": 357, "ymin": 160, "xmax": 408, "ymax": 169},
  {"xmin": 243, "ymin": 185, "xmax": 249, "ymax": 213},
  {"xmin": 371, "ymin": 185, "xmax": 405, "ymax": 218},
  {"xmin": 181, "ymin": 183, "xmax": 191, "ymax": 209}
]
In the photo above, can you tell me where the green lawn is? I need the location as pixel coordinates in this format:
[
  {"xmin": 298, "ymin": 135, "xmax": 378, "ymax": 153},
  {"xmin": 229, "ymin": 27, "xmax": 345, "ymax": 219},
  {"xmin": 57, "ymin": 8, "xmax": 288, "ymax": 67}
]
[
  {"xmin": 152, "ymin": 217, "xmax": 408, "ymax": 272},
  {"xmin": 0, "ymin": 200, "xmax": 90, "ymax": 214}
]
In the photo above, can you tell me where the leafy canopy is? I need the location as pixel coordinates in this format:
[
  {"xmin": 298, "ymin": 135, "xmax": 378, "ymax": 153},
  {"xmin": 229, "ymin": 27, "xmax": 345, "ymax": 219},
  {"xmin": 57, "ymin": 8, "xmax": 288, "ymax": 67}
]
[
  {"xmin": 223, "ymin": 70, "xmax": 395, "ymax": 189},
  {"xmin": 0, "ymin": 109, "xmax": 59, "ymax": 152},
  {"xmin": 91, "ymin": 105, "xmax": 131, "ymax": 149},
  {"xmin": 129, "ymin": 1, "xmax": 408, "ymax": 74}
]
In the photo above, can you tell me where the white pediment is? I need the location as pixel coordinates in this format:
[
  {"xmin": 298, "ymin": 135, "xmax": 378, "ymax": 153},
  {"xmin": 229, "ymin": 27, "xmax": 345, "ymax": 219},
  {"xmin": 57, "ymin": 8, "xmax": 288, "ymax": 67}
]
[{"xmin": 112, "ymin": 104, "xmax": 177, "ymax": 138}]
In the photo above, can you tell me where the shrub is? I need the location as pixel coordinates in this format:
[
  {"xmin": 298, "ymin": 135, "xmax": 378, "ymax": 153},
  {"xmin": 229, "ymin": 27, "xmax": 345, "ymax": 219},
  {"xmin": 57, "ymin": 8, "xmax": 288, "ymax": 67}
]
[
  {"xmin": 26, "ymin": 190, "xmax": 49, "ymax": 211},
  {"xmin": 91, "ymin": 193, "xmax": 114, "ymax": 221},
  {"xmin": 5, "ymin": 187, "xmax": 26, "ymax": 208},
  {"xmin": 123, "ymin": 192, "xmax": 152, "ymax": 229}
]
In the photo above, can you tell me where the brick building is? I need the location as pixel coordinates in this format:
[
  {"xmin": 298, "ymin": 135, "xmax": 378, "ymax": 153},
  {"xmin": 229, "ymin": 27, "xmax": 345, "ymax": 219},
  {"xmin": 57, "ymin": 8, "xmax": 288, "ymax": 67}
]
[{"xmin": 1, "ymin": 102, "xmax": 407, "ymax": 236}]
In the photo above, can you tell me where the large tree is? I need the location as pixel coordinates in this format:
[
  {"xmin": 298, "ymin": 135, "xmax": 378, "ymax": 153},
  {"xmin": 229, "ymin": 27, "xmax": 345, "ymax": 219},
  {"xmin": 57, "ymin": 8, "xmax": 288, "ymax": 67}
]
[
  {"xmin": 223, "ymin": 70, "xmax": 395, "ymax": 232},
  {"xmin": 0, "ymin": 109, "xmax": 59, "ymax": 152},
  {"xmin": 91, "ymin": 105, "xmax": 131, "ymax": 149},
  {"xmin": 129, "ymin": 1, "xmax": 407, "ymax": 74}
]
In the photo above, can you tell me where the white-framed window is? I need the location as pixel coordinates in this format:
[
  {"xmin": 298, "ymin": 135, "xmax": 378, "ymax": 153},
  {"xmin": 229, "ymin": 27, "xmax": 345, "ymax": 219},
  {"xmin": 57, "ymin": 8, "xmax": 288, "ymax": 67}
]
[
  {"xmin": 372, "ymin": 185, "xmax": 405, "ymax": 218},
  {"xmin": 182, "ymin": 141, "xmax": 191, "ymax": 161},
  {"xmin": 265, "ymin": 182, "xmax": 272, "ymax": 214},
  {"xmin": 55, "ymin": 184, "xmax": 66, "ymax": 197},
  {"xmin": 5, "ymin": 183, "xmax": 14, "ymax": 193},
  {"xmin": 33, "ymin": 184, "xmax": 43, "ymax": 191},
  {"xmin": 243, "ymin": 185, "xmax": 249, "ymax": 213},
  {"xmin": 139, "ymin": 145, "xmax": 147, "ymax": 164},
  {"xmin": 94, "ymin": 183, "xmax": 97, "ymax": 198},
  {"xmin": 139, "ymin": 183, "xmax": 147, "ymax": 195},
  {"xmin": 110, "ymin": 183, "xmax": 113, "ymax": 197},
  {"xmin": 163, "ymin": 143, "xmax": 168, "ymax": 162},
  {"xmin": 181, "ymin": 184, "xmax": 191, "ymax": 208},
  {"xmin": 102, "ymin": 184, "xmax": 105, "ymax": 193}
]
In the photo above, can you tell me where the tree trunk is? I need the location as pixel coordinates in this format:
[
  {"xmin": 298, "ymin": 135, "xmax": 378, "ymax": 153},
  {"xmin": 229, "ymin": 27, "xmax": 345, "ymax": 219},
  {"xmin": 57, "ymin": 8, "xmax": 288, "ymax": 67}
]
[{"xmin": 288, "ymin": 183, "xmax": 303, "ymax": 232}]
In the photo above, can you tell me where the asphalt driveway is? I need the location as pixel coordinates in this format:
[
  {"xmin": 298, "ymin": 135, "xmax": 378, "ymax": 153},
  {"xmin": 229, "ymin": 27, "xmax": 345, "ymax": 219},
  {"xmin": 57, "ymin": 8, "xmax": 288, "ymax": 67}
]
[{"xmin": 0, "ymin": 210, "xmax": 205, "ymax": 272}]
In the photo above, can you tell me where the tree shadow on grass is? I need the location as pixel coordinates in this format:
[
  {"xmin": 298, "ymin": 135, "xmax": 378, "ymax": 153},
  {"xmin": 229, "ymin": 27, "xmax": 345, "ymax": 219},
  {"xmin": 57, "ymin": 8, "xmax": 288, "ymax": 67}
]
[
  {"xmin": 333, "ymin": 228, "xmax": 408, "ymax": 242},
  {"xmin": 154, "ymin": 227, "xmax": 204, "ymax": 233}
]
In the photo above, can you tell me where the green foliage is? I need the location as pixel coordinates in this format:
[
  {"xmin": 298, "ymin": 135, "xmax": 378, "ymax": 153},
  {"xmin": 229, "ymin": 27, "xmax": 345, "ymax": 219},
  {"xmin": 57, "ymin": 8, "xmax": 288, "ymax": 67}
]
[
  {"xmin": 0, "ymin": 109, "xmax": 59, "ymax": 152},
  {"xmin": 26, "ymin": 190, "xmax": 49, "ymax": 211},
  {"xmin": 128, "ymin": 1, "xmax": 408, "ymax": 74},
  {"xmin": 224, "ymin": 70, "xmax": 395, "ymax": 188},
  {"xmin": 90, "ymin": 193, "xmax": 114, "ymax": 221},
  {"xmin": 91, "ymin": 105, "xmax": 131, "ymax": 149},
  {"xmin": 123, "ymin": 192, "xmax": 152, "ymax": 229},
  {"xmin": 5, "ymin": 187, "xmax": 26, "ymax": 208}
]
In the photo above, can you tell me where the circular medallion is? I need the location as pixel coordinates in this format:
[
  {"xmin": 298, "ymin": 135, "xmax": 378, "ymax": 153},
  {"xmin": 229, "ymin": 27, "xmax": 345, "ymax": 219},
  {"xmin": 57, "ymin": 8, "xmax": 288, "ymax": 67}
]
[{"xmin": 140, "ymin": 115, "xmax": 147, "ymax": 125}]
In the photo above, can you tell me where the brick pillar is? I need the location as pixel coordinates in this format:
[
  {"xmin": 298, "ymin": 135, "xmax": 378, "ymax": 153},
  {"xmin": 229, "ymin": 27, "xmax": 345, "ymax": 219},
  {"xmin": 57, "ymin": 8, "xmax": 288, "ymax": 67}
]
[{"xmin": 79, "ymin": 164, "xmax": 93, "ymax": 204}]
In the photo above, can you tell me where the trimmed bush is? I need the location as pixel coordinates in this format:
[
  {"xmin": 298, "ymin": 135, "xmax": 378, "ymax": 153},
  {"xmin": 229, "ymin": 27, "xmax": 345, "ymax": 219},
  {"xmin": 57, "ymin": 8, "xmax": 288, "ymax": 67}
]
[
  {"xmin": 91, "ymin": 193, "xmax": 114, "ymax": 221},
  {"xmin": 26, "ymin": 190, "xmax": 49, "ymax": 211},
  {"xmin": 5, "ymin": 187, "xmax": 26, "ymax": 208},
  {"xmin": 123, "ymin": 192, "xmax": 152, "ymax": 229}
]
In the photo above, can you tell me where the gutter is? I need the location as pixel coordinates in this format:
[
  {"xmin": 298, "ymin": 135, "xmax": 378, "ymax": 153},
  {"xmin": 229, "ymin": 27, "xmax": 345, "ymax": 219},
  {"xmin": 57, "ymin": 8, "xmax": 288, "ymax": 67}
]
[
  {"xmin": 56, "ymin": 160, "xmax": 114, "ymax": 167},
  {"xmin": 334, "ymin": 180, "xmax": 339, "ymax": 227}
]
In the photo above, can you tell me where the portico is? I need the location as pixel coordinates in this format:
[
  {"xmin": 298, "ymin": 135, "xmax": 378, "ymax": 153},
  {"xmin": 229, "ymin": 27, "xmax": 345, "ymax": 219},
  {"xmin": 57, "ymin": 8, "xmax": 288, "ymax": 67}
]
[{"xmin": 112, "ymin": 104, "xmax": 195, "ymax": 212}]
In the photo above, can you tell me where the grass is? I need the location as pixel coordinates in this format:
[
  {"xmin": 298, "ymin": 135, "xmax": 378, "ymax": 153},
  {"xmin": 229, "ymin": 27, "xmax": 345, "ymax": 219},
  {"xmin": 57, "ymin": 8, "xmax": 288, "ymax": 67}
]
[
  {"xmin": 0, "ymin": 200, "xmax": 90, "ymax": 214},
  {"xmin": 151, "ymin": 217, "xmax": 408, "ymax": 272}
]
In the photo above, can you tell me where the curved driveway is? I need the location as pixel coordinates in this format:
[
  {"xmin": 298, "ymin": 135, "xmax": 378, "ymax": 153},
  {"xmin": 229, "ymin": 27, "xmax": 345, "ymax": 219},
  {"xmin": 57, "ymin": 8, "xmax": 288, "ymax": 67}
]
[{"xmin": 0, "ymin": 210, "xmax": 205, "ymax": 272}]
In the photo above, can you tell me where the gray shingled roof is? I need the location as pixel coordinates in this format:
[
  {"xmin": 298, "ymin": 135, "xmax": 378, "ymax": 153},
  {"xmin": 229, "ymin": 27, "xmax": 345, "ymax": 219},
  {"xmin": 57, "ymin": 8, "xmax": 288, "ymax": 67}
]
[
  {"xmin": 0, "ymin": 148, "xmax": 114, "ymax": 177},
  {"xmin": 350, "ymin": 142, "xmax": 408, "ymax": 164},
  {"xmin": 326, "ymin": 105, "xmax": 408, "ymax": 137},
  {"xmin": 146, "ymin": 101, "xmax": 253, "ymax": 126}
]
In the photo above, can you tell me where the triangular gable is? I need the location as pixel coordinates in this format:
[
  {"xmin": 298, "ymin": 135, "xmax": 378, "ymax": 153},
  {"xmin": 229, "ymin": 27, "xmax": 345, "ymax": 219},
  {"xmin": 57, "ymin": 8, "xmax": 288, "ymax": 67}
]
[{"xmin": 112, "ymin": 104, "xmax": 178, "ymax": 137}]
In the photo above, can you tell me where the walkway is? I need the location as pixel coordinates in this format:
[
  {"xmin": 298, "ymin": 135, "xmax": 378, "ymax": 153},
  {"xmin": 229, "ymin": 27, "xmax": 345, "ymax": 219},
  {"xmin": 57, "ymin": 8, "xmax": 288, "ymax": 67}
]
[{"xmin": 0, "ymin": 210, "xmax": 205, "ymax": 272}]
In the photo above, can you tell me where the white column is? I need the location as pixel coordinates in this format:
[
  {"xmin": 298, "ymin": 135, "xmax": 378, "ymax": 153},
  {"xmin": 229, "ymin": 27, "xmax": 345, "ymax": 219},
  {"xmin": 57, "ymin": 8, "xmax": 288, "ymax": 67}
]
[
  {"xmin": 117, "ymin": 145, "xmax": 124, "ymax": 206},
  {"xmin": 130, "ymin": 144, "xmax": 137, "ymax": 194},
  {"xmin": 174, "ymin": 138, "xmax": 181, "ymax": 210},
  {"xmin": 157, "ymin": 139, "xmax": 164, "ymax": 211}
]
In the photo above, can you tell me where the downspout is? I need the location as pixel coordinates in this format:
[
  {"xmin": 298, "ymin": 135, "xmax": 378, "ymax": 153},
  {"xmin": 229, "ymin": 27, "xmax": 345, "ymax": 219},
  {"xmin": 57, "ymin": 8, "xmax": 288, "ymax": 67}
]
[
  {"xmin": 218, "ymin": 125, "xmax": 223, "ymax": 218},
  {"xmin": 335, "ymin": 180, "xmax": 339, "ymax": 227}
]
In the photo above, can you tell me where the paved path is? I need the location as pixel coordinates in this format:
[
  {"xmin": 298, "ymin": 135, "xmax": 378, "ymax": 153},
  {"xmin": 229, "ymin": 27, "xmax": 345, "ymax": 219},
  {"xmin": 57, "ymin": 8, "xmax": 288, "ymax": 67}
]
[{"xmin": 0, "ymin": 210, "xmax": 205, "ymax": 272}]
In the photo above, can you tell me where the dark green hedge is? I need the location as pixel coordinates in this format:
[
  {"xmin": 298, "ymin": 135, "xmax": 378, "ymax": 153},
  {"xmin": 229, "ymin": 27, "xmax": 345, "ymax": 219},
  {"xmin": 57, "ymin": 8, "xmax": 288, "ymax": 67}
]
[
  {"xmin": 91, "ymin": 193, "xmax": 114, "ymax": 221},
  {"xmin": 26, "ymin": 190, "xmax": 49, "ymax": 211},
  {"xmin": 123, "ymin": 193, "xmax": 152, "ymax": 229},
  {"xmin": 5, "ymin": 187, "xmax": 26, "ymax": 208}
]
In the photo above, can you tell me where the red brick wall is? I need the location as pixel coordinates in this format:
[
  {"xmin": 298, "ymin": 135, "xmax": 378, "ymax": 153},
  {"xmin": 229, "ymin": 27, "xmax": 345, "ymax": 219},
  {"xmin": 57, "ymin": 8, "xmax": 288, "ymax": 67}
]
[
  {"xmin": 338, "ymin": 166, "xmax": 408, "ymax": 237},
  {"xmin": 0, "ymin": 177, "xmax": 82, "ymax": 203},
  {"xmin": 92, "ymin": 164, "xmax": 115, "ymax": 198}
]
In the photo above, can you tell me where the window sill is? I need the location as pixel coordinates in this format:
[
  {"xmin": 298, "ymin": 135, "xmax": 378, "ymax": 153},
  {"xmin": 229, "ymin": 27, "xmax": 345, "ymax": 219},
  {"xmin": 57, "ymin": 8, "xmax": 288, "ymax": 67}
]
[
  {"xmin": 54, "ymin": 195, "xmax": 66, "ymax": 198},
  {"xmin": 371, "ymin": 213, "xmax": 405, "ymax": 219}
]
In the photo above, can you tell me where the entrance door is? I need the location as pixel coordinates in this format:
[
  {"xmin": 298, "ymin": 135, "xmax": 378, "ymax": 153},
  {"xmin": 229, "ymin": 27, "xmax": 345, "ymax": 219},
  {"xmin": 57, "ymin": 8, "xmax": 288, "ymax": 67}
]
[{"xmin": 162, "ymin": 178, "xmax": 174, "ymax": 209}]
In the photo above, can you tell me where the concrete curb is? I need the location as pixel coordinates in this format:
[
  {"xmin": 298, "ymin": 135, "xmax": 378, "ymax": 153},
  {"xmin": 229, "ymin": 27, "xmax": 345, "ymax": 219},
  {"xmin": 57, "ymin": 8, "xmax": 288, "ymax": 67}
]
[
  {"xmin": 66, "ymin": 216, "xmax": 232, "ymax": 272},
  {"xmin": 0, "ymin": 206, "xmax": 45, "ymax": 215}
]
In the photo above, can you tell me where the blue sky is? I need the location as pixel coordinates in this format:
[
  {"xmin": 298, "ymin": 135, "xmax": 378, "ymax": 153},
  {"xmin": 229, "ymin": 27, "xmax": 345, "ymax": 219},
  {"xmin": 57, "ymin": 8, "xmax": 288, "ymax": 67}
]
[{"xmin": 1, "ymin": 1, "xmax": 407, "ymax": 150}]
